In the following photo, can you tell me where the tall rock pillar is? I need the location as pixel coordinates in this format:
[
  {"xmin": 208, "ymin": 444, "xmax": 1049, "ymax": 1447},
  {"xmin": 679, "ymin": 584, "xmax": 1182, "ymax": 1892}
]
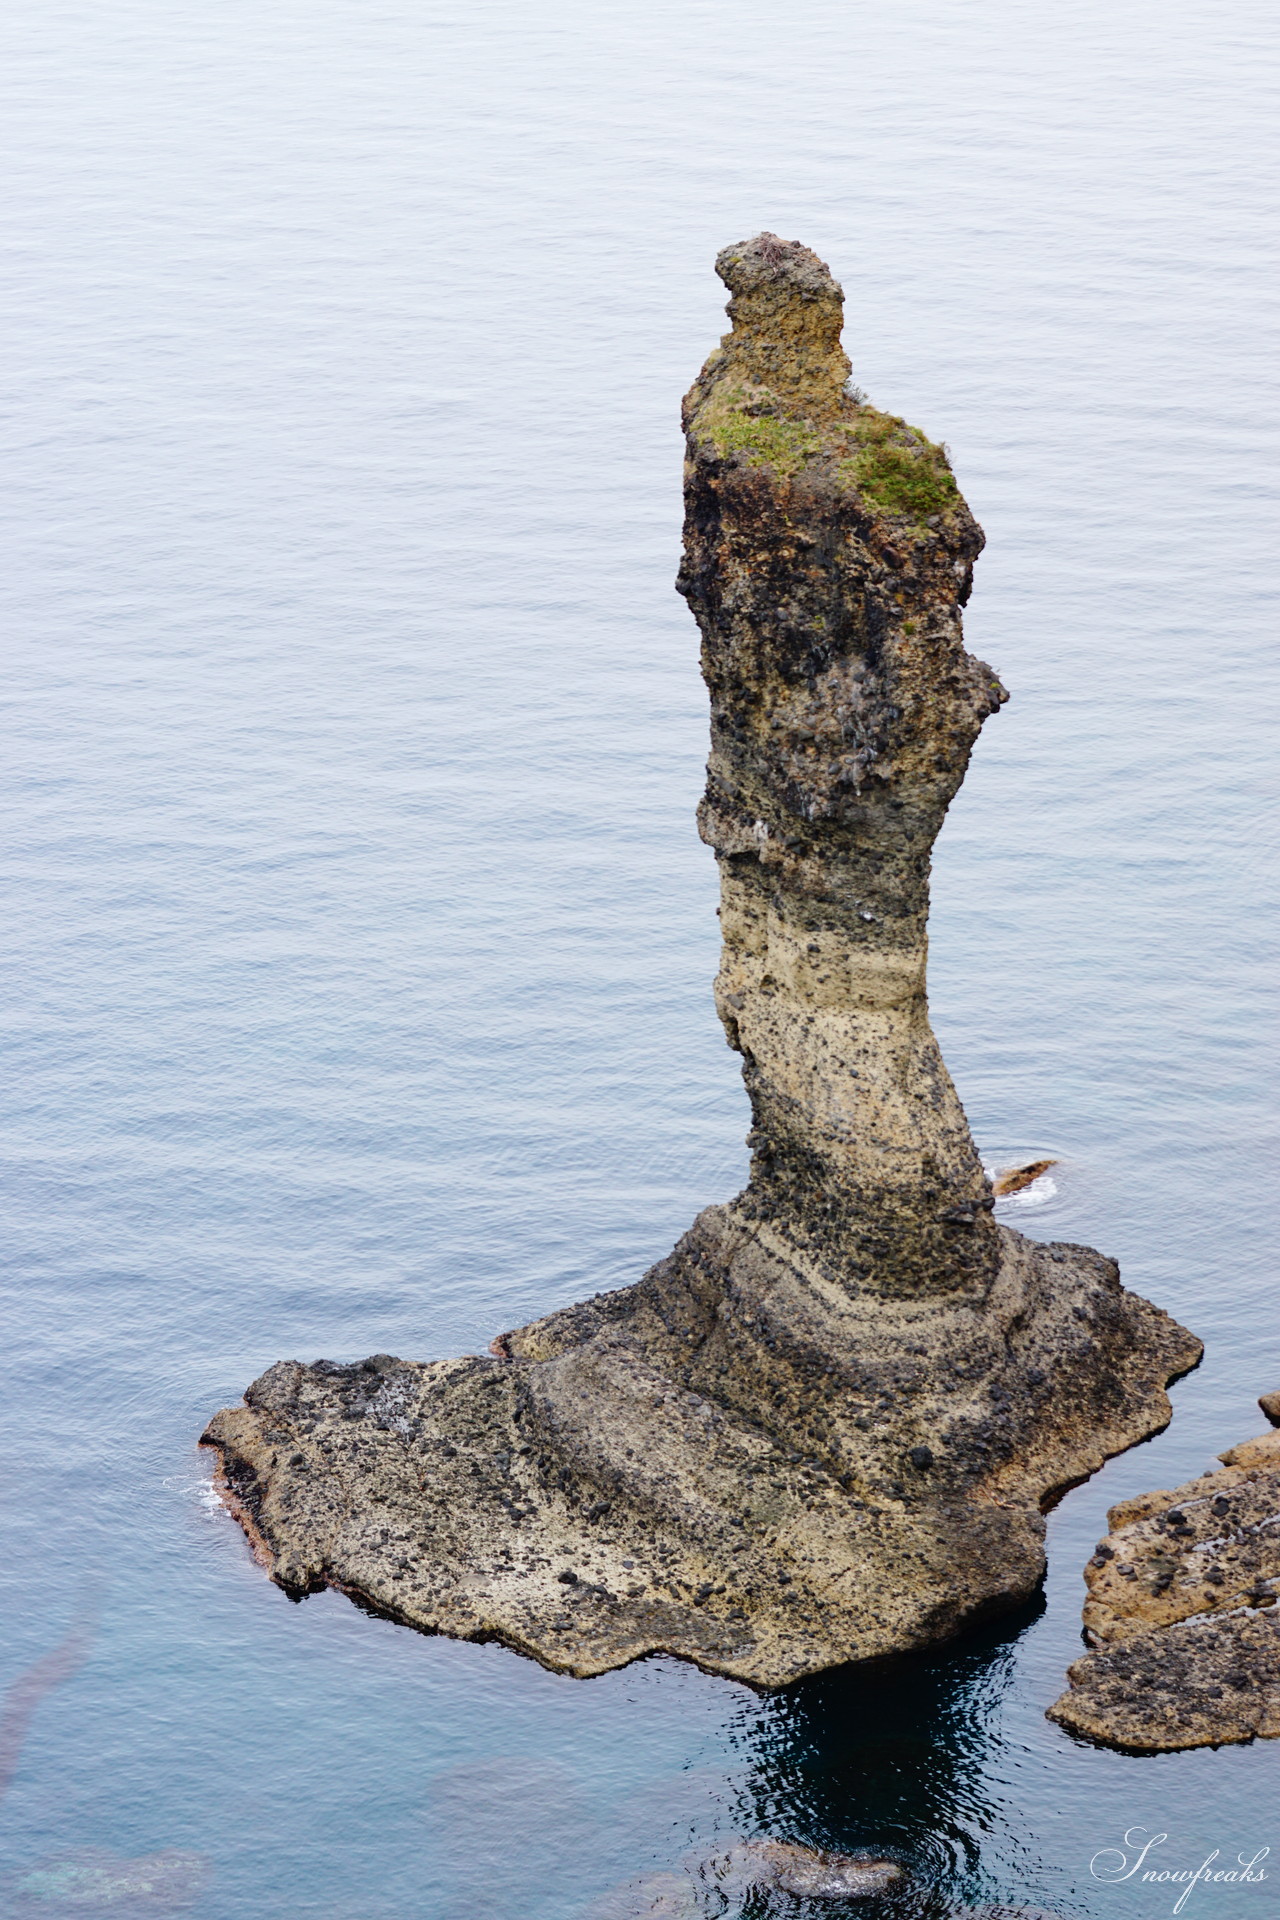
[
  {"xmin": 680, "ymin": 233, "xmax": 1004, "ymax": 1296},
  {"xmin": 200, "ymin": 237, "xmax": 1201, "ymax": 1687}
]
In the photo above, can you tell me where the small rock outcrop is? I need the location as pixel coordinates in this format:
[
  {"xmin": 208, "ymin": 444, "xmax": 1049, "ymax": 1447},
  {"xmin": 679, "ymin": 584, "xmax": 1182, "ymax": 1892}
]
[
  {"xmin": 1048, "ymin": 1407, "xmax": 1280, "ymax": 1751},
  {"xmin": 202, "ymin": 234, "xmax": 1201, "ymax": 1686},
  {"xmin": 991, "ymin": 1161, "xmax": 1057, "ymax": 1198}
]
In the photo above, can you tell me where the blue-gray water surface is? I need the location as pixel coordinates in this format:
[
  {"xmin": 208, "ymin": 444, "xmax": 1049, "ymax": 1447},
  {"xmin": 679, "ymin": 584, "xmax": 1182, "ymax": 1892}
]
[{"xmin": 2, "ymin": 0, "xmax": 1277, "ymax": 1914}]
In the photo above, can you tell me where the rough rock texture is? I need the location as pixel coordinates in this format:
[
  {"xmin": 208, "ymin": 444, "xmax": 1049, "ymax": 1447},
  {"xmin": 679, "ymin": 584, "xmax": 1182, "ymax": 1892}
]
[
  {"xmin": 202, "ymin": 233, "xmax": 1200, "ymax": 1687},
  {"xmin": 1048, "ymin": 1421, "xmax": 1280, "ymax": 1750}
]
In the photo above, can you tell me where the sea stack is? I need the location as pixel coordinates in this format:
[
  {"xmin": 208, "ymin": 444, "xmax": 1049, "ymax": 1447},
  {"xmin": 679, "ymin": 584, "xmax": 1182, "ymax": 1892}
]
[{"xmin": 202, "ymin": 236, "xmax": 1201, "ymax": 1686}]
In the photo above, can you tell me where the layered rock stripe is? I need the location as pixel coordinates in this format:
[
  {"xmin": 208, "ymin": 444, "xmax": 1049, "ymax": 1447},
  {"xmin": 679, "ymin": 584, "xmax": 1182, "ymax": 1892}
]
[{"xmin": 203, "ymin": 235, "xmax": 1201, "ymax": 1686}]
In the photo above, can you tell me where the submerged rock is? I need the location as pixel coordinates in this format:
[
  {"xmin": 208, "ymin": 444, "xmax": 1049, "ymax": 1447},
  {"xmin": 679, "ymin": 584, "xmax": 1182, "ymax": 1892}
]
[
  {"xmin": 202, "ymin": 233, "xmax": 1200, "ymax": 1686},
  {"xmin": 1047, "ymin": 1424, "xmax": 1280, "ymax": 1749},
  {"xmin": 588, "ymin": 1840, "xmax": 902, "ymax": 1915},
  {"xmin": 706, "ymin": 1840, "xmax": 902, "ymax": 1900},
  {"xmin": 9, "ymin": 1850, "xmax": 209, "ymax": 1911},
  {"xmin": 587, "ymin": 1860, "xmax": 1064, "ymax": 1920},
  {"xmin": 587, "ymin": 1870, "xmax": 702, "ymax": 1919},
  {"xmin": 0, "ymin": 1618, "xmax": 93, "ymax": 1805}
]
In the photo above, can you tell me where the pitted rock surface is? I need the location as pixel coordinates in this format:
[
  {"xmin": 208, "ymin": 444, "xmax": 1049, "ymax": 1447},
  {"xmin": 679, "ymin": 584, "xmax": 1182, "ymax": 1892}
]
[
  {"xmin": 203, "ymin": 235, "xmax": 1200, "ymax": 1686},
  {"xmin": 1048, "ymin": 1416, "xmax": 1280, "ymax": 1750}
]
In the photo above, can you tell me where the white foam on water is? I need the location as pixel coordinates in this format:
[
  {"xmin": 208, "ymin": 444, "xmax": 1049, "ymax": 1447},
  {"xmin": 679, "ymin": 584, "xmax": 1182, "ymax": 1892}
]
[{"xmin": 162, "ymin": 1474, "xmax": 226, "ymax": 1518}]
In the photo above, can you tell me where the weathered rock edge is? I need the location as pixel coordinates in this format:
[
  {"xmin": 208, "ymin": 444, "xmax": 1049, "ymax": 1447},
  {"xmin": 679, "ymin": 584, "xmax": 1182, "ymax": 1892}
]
[
  {"xmin": 202, "ymin": 234, "xmax": 1201, "ymax": 1687},
  {"xmin": 1048, "ymin": 1415, "xmax": 1280, "ymax": 1751}
]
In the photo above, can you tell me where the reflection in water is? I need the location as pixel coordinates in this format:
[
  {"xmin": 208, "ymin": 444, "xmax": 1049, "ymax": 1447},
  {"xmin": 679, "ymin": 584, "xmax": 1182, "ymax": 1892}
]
[
  {"xmin": 730, "ymin": 1601, "xmax": 1058, "ymax": 1916},
  {"xmin": 425, "ymin": 1604, "xmax": 1061, "ymax": 1920}
]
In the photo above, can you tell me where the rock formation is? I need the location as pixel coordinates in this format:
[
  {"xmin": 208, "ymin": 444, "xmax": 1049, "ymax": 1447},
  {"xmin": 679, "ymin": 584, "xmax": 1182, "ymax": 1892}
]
[
  {"xmin": 991, "ymin": 1161, "xmax": 1056, "ymax": 1198},
  {"xmin": 1048, "ymin": 1403, "xmax": 1280, "ymax": 1751},
  {"xmin": 202, "ymin": 233, "xmax": 1201, "ymax": 1686}
]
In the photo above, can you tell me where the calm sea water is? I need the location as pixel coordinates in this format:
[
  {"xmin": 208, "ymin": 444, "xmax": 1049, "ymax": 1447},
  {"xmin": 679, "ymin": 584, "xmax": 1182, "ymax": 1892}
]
[{"xmin": 2, "ymin": 0, "xmax": 1277, "ymax": 1914}]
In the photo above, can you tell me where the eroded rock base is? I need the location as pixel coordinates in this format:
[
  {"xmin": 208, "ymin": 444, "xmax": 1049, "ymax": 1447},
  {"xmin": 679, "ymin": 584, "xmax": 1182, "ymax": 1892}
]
[
  {"xmin": 1048, "ymin": 1424, "xmax": 1280, "ymax": 1751},
  {"xmin": 203, "ymin": 1207, "xmax": 1198, "ymax": 1686}
]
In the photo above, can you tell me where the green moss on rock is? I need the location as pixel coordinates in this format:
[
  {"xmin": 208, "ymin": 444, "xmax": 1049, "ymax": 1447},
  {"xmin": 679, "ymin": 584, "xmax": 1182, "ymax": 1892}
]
[
  {"xmin": 838, "ymin": 410, "xmax": 959, "ymax": 520},
  {"xmin": 695, "ymin": 385, "xmax": 959, "ymax": 524},
  {"xmin": 700, "ymin": 392, "xmax": 821, "ymax": 475}
]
